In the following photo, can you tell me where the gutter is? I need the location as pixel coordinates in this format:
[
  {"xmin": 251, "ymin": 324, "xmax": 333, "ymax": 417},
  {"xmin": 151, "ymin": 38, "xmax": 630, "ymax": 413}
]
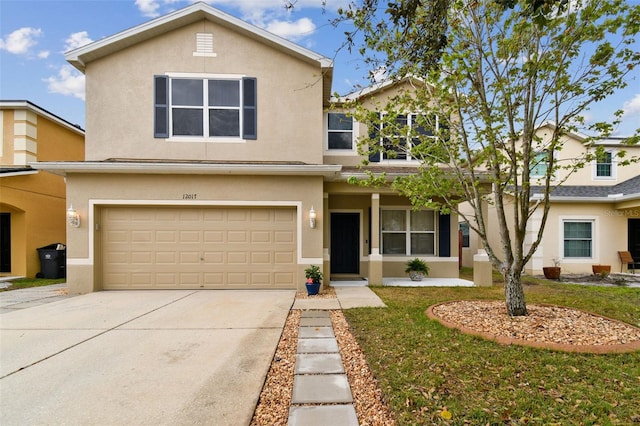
[{"xmin": 30, "ymin": 161, "xmax": 342, "ymax": 177}]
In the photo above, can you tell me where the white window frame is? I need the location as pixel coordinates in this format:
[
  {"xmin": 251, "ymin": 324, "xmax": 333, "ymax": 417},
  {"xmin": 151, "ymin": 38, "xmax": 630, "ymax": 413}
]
[
  {"xmin": 325, "ymin": 112, "xmax": 355, "ymax": 153},
  {"xmin": 560, "ymin": 217, "xmax": 597, "ymax": 261},
  {"xmin": 166, "ymin": 72, "xmax": 247, "ymax": 143},
  {"xmin": 376, "ymin": 113, "xmax": 443, "ymax": 162},
  {"xmin": 592, "ymin": 148, "xmax": 617, "ymax": 180},
  {"xmin": 380, "ymin": 208, "xmax": 437, "ymax": 256}
]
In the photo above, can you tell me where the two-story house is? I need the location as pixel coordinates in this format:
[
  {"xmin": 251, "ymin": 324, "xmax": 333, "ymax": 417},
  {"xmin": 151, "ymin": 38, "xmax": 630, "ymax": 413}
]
[
  {"xmin": 461, "ymin": 122, "xmax": 640, "ymax": 275},
  {"xmin": 33, "ymin": 2, "xmax": 460, "ymax": 294},
  {"xmin": 1, "ymin": 101, "xmax": 85, "ymax": 278}
]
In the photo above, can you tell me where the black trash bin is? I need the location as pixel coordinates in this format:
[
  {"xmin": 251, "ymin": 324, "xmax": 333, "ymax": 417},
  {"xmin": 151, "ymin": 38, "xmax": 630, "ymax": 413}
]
[{"xmin": 37, "ymin": 243, "xmax": 66, "ymax": 279}]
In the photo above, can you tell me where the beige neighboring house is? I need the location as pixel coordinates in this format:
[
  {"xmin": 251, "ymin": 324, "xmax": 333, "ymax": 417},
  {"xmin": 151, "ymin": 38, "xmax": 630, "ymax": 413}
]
[
  {"xmin": 33, "ymin": 2, "xmax": 460, "ymax": 294},
  {"xmin": 460, "ymin": 122, "xmax": 640, "ymax": 275},
  {"xmin": 0, "ymin": 101, "xmax": 85, "ymax": 278}
]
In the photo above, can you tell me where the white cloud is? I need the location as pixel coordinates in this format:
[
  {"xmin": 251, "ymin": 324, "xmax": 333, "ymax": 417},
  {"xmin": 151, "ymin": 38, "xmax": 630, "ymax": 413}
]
[
  {"xmin": 622, "ymin": 93, "xmax": 640, "ymax": 118},
  {"xmin": 0, "ymin": 27, "xmax": 43, "ymax": 55},
  {"xmin": 37, "ymin": 50, "xmax": 50, "ymax": 59},
  {"xmin": 136, "ymin": 0, "xmax": 161, "ymax": 17},
  {"xmin": 65, "ymin": 31, "xmax": 93, "ymax": 52},
  {"xmin": 44, "ymin": 65, "xmax": 85, "ymax": 101},
  {"xmin": 265, "ymin": 18, "xmax": 315, "ymax": 41}
]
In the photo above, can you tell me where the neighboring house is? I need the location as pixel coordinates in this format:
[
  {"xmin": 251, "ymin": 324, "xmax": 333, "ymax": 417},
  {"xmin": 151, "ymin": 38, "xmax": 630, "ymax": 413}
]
[
  {"xmin": 33, "ymin": 2, "xmax": 460, "ymax": 294},
  {"xmin": 461, "ymin": 122, "xmax": 640, "ymax": 275},
  {"xmin": 0, "ymin": 101, "xmax": 85, "ymax": 278}
]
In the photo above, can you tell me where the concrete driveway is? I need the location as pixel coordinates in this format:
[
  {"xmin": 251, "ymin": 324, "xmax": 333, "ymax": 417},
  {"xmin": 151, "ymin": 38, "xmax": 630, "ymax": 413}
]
[{"xmin": 0, "ymin": 289, "xmax": 295, "ymax": 425}]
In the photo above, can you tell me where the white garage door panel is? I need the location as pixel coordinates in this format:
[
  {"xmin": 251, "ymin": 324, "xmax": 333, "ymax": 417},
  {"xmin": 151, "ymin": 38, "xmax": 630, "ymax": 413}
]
[{"xmin": 102, "ymin": 207, "xmax": 297, "ymax": 289}]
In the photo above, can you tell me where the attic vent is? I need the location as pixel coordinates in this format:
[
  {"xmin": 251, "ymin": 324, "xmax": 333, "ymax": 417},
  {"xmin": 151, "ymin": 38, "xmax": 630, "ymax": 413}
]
[{"xmin": 194, "ymin": 33, "xmax": 216, "ymax": 57}]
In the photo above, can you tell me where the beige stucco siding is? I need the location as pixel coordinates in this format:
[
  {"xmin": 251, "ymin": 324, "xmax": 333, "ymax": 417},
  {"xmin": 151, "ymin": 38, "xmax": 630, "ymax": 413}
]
[
  {"xmin": 64, "ymin": 173, "xmax": 324, "ymax": 293},
  {"xmin": 531, "ymin": 127, "xmax": 640, "ymax": 186},
  {"xmin": 85, "ymin": 20, "xmax": 323, "ymax": 164},
  {"xmin": 1, "ymin": 108, "xmax": 84, "ymax": 277},
  {"xmin": 527, "ymin": 203, "xmax": 639, "ymax": 274}
]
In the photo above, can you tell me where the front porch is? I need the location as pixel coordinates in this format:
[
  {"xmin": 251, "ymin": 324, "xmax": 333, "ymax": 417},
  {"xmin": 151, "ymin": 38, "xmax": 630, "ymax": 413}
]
[{"xmin": 329, "ymin": 277, "xmax": 474, "ymax": 287}]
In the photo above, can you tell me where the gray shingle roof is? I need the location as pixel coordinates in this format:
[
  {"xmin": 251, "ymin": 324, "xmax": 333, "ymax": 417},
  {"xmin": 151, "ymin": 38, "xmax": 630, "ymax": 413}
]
[{"xmin": 531, "ymin": 175, "xmax": 640, "ymax": 198}]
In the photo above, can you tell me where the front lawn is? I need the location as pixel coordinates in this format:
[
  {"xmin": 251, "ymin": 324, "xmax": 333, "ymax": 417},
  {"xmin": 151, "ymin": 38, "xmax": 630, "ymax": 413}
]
[
  {"xmin": 0, "ymin": 278, "xmax": 65, "ymax": 291},
  {"xmin": 343, "ymin": 282, "xmax": 640, "ymax": 425}
]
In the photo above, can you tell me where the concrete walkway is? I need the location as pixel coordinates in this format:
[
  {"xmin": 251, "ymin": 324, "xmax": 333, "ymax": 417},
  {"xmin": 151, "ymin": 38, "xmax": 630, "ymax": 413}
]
[
  {"xmin": 0, "ymin": 283, "xmax": 73, "ymax": 314},
  {"xmin": 1, "ymin": 283, "xmax": 386, "ymax": 425},
  {"xmin": 288, "ymin": 285, "xmax": 386, "ymax": 426}
]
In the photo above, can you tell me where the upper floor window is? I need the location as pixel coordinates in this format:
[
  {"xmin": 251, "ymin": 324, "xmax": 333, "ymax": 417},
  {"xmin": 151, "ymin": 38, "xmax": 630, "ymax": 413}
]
[
  {"xmin": 594, "ymin": 150, "xmax": 616, "ymax": 179},
  {"xmin": 530, "ymin": 151, "xmax": 549, "ymax": 177},
  {"xmin": 154, "ymin": 74, "xmax": 256, "ymax": 140},
  {"xmin": 369, "ymin": 113, "xmax": 447, "ymax": 162},
  {"xmin": 327, "ymin": 113, "xmax": 353, "ymax": 150},
  {"xmin": 381, "ymin": 209, "xmax": 436, "ymax": 255}
]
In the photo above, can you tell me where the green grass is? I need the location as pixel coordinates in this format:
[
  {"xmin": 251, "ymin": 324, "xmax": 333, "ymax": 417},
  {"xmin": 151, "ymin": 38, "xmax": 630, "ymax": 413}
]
[
  {"xmin": 0, "ymin": 278, "xmax": 65, "ymax": 291},
  {"xmin": 344, "ymin": 281, "xmax": 640, "ymax": 425}
]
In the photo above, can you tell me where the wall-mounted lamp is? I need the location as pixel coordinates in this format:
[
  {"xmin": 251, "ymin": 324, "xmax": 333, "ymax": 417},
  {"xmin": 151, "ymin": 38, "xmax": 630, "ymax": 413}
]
[
  {"xmin": 67, "ymin": 205, "xmax": 80, "ymax": 228},
  {"xmin": 309, "ymin": 206, "xmax": 317, "ymax": 229}
]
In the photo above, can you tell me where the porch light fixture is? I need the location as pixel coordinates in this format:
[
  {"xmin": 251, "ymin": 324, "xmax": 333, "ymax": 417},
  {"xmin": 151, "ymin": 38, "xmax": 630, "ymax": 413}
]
[
  {"xmin": 309, "ymin": 206, "xmax": 317, "ymax": 229},
  {"xmin": 67, "ymin": 205, "xmax": 80, "ymax": 228}
]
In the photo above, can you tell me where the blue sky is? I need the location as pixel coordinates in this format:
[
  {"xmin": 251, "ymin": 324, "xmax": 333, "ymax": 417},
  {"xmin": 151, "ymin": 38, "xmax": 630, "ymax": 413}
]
[{"xmin": 1, "ymin": 0, "xmax": 639, "ymax": 136}]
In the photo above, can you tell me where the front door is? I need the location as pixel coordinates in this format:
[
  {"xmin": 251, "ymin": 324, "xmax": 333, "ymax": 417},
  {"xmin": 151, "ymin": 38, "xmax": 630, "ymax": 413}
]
[
  {"xmin": 331, "ymin": 213, "xmax": 359, "ymax": 274},
  {"xmin": 0, "ymin": 213, "xmax": 10, "ymax": 272},
  {"xmin": 629, "ymin": 218, "xmax": 640, "ymax": 269}
]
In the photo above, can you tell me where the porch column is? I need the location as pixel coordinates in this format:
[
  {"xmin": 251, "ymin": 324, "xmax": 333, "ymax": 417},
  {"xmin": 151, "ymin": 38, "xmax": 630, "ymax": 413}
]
[
  {"xmin": 322, "ymin": 192, "xmax": 330, "ymax": 283},
  {"xmin": 369, "ymin": 193, "xmax": 383, "ymax": 285}
]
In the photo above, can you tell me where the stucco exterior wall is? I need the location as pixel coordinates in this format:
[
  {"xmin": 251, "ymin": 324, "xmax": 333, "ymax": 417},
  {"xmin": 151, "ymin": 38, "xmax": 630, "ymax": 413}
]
[
  {"xmin": 527, "ymin": 203, "xmax": 639, "ymax": 275},
  {"xmin": 531, "ymin": 126, "xmax": 640, "ymax": 186},
  {"xmin": 0, "ymin": 107, "xmax": 84, "ymax": 277},
  {"xmin": 84, "ymin": 20, "xmax": 324, "ymax": 164},
  {"xmin": 64, "ymin": 173, "xmax": 324, "ymax": 293}
]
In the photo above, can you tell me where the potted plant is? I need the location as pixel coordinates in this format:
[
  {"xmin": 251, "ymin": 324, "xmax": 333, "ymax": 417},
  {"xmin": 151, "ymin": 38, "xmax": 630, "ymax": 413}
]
[
  {"xmin": 304, "ymin": 265, "xmax": 323, "ymax": 295},
  {"xmin": 543, "ymin": 257, "xmax": 561, "ymax": 280},
  {"xmin": 592, "ymin": 264, "xmax": 611, "ymax": 276},
  {"xmin": 405, "ymin": 258, "xmax": 429, "ymax": 281}
]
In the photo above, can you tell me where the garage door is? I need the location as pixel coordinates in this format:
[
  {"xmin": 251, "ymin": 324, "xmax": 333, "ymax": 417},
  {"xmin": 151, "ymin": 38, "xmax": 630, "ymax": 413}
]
[{"xmin": 101, "ymin": 206, "xmax": 297, "ymax": 289}]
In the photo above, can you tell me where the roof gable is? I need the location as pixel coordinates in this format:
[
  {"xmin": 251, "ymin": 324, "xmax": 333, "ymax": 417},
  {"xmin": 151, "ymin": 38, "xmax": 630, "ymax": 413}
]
[{"xmin": 65, "ymin": 2, "xmax": 333, "ymax": 73}]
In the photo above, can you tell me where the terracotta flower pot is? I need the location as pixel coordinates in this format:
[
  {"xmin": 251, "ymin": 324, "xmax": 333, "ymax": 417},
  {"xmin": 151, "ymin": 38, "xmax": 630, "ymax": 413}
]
[
  {"xmin": 543, "ymin": 267, "xmax": 561, "ymax": 280},
  {"xmin": 592, "ymin": 265, "xmax": 611, "ymax": 276}
]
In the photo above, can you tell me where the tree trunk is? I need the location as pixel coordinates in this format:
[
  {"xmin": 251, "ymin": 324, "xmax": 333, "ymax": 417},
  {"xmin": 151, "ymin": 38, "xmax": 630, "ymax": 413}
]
[{"xmin": 504, "ymin": 268, "xmax": 527, "ymax": 316}]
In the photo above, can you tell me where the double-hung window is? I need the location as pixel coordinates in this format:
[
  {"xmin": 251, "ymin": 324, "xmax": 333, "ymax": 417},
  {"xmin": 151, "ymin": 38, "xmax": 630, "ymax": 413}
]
[
  {"xmin": 595, "ymin": 150, "xmax": 614, "ymax": 178},
  {"xmin": 327, "ymin": 113, "xmax": 353, "ymax": 150},
  {"xmin": 369, "ymin": 113, "xmax": 446, "ymax": 162},
  {"xmin": 381, "ymin": 209, "xmax": 436, "ymax": 255},
  {"xmin": 530, "ymin": 151, "xmax": 549, "ymax": 177},
  {"xmin": 154, "ymin": 74, "xmax": 257, "ymax": 140},
  {"xmin": 563, "ymin": 220, "xmax": 593, "ymax": 258}
]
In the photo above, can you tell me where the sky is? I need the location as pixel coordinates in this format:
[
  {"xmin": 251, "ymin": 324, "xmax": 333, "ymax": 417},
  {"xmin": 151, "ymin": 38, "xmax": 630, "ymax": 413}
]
[{"xmin": 0, "ymin": 0, "xmax": 639, "ymax": 136}]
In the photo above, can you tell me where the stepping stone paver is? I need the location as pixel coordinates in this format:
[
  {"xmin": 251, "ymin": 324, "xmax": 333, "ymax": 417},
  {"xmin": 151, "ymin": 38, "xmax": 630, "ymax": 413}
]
[
  {"xmin": 288, "ymin": 405, "xmax": 359, "ymax": 426},
  {"xmin": 291, "ymin": 374, "xmax": 353, "ymax": 404},
  {"xmin": 297, "ymin": 337, "xmax": 339, "ymax": 353},
  {"xmin": 295, "ymin": 353, "xmax": 345, "ymax": 374},
  {"xmin": 299, "ymin": 316, "xmax": 333, "ymax": 327},
  {"xmin": 300, "ymin": 310, "xmax": 330, "ymax": 318},
  {"xmin": 298, "ymin": 326, "xmax": 334, "ymax": 338}
]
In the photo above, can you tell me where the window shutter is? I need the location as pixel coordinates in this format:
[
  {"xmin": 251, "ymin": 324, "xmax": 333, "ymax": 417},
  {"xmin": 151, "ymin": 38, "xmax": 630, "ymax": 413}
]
[
  {"xmin": 242, "ymin": 77, "xmax": 257, "ymax": 140},
  {"xmin": 368, "ymin": 113, "xmax": 381, "ymax": 162},
  {"xmin": 438, "ymin": 212, "xmax": 451, "ymax": 257},
  {"xmin": 154, "ymin": 76, "xmax": 169, "ymax": 138}
]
